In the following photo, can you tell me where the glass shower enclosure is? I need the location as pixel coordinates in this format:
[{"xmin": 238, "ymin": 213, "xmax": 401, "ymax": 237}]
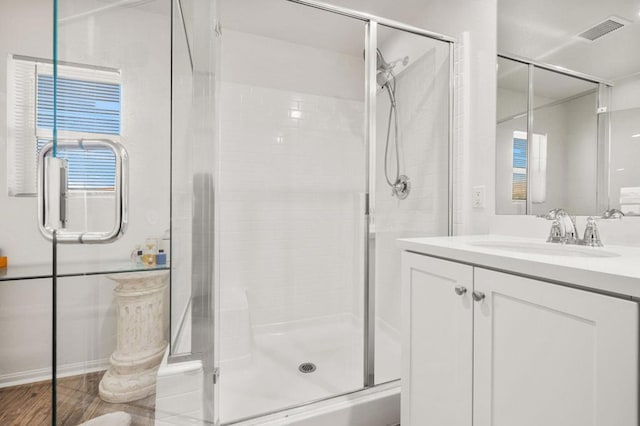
[
  {"xmin": 0, "ymin": 0, "xmax": 454, "ymax": 424},
  {"xmin": 214, "ymin": 0, "xmax": 454, "ymax": 423}
]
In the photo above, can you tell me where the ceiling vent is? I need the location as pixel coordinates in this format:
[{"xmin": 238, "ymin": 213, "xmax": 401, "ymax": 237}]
[{"xmin": 578, "ymin": 16, "xmax": 629, "ymax": 41}]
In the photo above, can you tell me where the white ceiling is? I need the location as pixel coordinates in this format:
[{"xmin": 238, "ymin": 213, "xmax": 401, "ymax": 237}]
[{"xmin": 498, "ymin": 0, "xmax": 640, "ymax": 82}]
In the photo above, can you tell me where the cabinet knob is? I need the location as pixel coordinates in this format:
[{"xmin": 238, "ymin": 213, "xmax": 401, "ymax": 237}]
[
  {"xmin": 472, "ymin": 291, "xmax": 485, "ymax": 302},
  {"xmin": 454, "ymin": 286, "xmax": 467, "ymax": 296}
]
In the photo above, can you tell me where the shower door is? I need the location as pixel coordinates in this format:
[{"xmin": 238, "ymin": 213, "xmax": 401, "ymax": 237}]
[
  {"xmin": 217, "ymin": 0, "xmax": 367, "ymax": 422},
  {"xmin": 46, "ymin": 0, "xmax": 218, "ymax": 424},
  {"xmin": 372, "ymin": 24, "xmax": 453, "ymax": 385}
]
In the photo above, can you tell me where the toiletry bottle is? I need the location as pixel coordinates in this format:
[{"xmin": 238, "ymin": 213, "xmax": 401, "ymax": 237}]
[
  {"xmin": 161, "ymin": 229, "xmax": 170, "ymax": 265},
  {"xmin": 130, "ymin": 245, "xmax": 141, "ymax": 264},
  {"xmin": 135, "ymin": 249, "xmax": 144, "ymax": 267},
  {"xmin": 156, "ymin": 249, "xmax": 167, "ymax": 266},
  {"xmin": 142, "ymin": 244, "xmax": 156, "ymax": 267}
]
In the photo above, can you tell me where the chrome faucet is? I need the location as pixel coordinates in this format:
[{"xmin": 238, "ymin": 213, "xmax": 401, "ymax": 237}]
[
  {"xmin": 540, "ymin": 208, "xmax": 579, "ymax": 244},
  {"xmin": 541, "ymin": 208, "xmax": 624, "ymax": 247}
]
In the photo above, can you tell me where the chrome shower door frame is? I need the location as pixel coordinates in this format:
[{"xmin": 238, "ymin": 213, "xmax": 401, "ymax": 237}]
[{"xmin": 289, "ymin": 0, "xmax": 458, "ymax": 392}]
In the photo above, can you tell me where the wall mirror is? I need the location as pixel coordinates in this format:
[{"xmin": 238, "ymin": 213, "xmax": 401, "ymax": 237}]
[{"xmin": 496, "ymin": 0, "xmax": 640, "ymax": 216}]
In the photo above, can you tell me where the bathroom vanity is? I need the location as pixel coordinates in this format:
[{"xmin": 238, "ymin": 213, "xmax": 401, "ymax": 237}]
[{"xmin": 399, "ymin": 235, "xmax": 639, "ymax": 426}]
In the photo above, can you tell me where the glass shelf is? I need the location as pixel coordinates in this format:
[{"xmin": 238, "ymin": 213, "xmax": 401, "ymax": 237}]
[{"xmin": 0, "ymin": 261, "xmax": 170, "ymax": 282}]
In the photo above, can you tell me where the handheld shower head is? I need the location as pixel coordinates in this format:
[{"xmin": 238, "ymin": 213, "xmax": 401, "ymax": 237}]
[
  {"xmin": 361, "ymin": 48, "xmax": 410, "ymax": 199},
  {"xmin": 362, "ymin": 48, "xmax": 395, "ymax": 88},
  {"xmin": 375, "ymin": 49, "xmax": 393, "ymax": 87},
  {"xmin": 363, "ymin": 49, "xmax": 410, "ymax": 88}
]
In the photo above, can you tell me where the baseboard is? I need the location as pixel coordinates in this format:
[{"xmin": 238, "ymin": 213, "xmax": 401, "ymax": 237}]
[{"xmin": 0, "ymin": 358, "xmax": 110, "ymax": 388}]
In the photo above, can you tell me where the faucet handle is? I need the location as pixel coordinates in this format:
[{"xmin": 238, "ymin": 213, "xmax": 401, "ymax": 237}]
[
  {"xmin": 601, "ymin": 208, "xmax": 624, "ymax": 220},
  {"xmin": 582, "ymin": 217, "xmax": 603, "ymax": 247},
  {"xmin": 547, "ymin": 219, "xmax": 563, "ymax": 243}
]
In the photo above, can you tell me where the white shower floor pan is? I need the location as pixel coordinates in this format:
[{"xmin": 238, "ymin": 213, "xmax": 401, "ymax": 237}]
[{"xmin": 220, "ymin": 314, "xmax": 401, "ymax": 424}]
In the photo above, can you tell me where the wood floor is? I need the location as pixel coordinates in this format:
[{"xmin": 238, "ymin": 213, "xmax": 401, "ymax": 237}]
[{"xmin": 0, "ymin": 371, "xmax": 156, "ymax": 426}]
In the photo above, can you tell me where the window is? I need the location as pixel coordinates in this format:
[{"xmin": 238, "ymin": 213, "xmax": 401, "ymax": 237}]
[
  {"xmin": 511, "ymin": 131, "xmax": 547, "ymax": 203},
  {"xmin": 6, "ymin": 55, "xmax": 121, "ymax": 196}
]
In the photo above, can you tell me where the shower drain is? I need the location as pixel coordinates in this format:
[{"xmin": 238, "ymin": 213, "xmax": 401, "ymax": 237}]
[{"xmin": 298, "ymin": 362, "xmax": 317, "ymax": 373}]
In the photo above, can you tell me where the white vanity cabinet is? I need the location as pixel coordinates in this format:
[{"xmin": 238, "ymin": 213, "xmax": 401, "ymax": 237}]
[{"xmin": 401, "ymin": 251, "xmax": 639, "ymax": 426}]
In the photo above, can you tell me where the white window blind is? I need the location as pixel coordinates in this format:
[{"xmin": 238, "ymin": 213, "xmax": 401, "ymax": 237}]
[
  {"xmin": 6, "ymin": 57, "xmax": 37, "ymax": 196},
  {"xmin": 6, "ymin": 55, "xmax": 121, "ymax": 195}
]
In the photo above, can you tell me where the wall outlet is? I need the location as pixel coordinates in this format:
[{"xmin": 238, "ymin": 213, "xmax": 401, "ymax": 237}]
[{"xmin": 472, "ymin": 185, "xmax": 485, "ymax": 209}]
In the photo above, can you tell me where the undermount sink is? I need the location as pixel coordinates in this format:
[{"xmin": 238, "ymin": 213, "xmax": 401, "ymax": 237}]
[{"xmin": 467, "ymin": 240, "xmax": 620, "ymax": 258}]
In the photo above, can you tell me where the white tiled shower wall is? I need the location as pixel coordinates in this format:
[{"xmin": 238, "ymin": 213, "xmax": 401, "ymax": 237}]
[
  {"xmin": 219, "ymin": 82, "xmax": 365, "ymax": 326},
  {"xmin": 218, "ymin": 29, "xmax": 366, "ymax": 328},
  {"xmin": 219, "ymin": 28, "xmax": 453, "ymax": 335}
]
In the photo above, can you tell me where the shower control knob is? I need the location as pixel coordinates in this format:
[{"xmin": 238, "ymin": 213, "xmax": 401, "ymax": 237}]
[
  {"xmin": 454, "ymin": 286, "xmax": 467, "ymax": 296},
  {"xmin": 472, "ymin": 291, "xmax": 485, "ymax": 302}
]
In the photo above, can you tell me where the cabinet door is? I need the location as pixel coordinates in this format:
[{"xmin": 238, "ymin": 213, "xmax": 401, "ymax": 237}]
[
  {"xmin": 473, "ymin": 268, "xmax": 639, "ymax": 426},
  {"xmin": 401, "ymin": 252, "xmax": 473, "ymax": 426}
]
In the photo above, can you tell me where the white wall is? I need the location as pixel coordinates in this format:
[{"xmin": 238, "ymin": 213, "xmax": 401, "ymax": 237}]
[
  {"xmin": 611, "ymin": 75, "xmax": 640, "ymax": 112},
  {"xmin": 219, "ymin": 29, "xmax": 365, "ymax": 326},
  {"xmin": 0, "ymin": 1, "xmax": 52, "ymax": 267},
  {"xmin": 0, "ymin": 0, "xmax": 171, "ymax": 385}
]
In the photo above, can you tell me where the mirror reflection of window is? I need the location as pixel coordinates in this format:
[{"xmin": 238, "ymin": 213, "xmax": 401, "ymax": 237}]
[
  {"xmin": 511, "ymin": 131, "xmax": 547, "ymax": 204},
  {"xmin": 511, "ymin": 133, "xmax": 527, "ymax": 202}
]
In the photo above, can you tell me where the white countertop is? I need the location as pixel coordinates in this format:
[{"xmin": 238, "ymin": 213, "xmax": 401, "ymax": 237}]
[{"xmin": 398, "ymin": 235, "xmax": 640, "ymax": 299}]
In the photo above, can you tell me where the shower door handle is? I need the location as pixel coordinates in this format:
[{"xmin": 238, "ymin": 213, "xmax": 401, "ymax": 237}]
[{"xmin": 37, "ymin": 139, "xmax": 129, "ymax": 244}]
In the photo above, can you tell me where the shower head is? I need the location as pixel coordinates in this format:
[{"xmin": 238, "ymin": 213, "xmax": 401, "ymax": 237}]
[
  {"xmin": 375, "ymin": 49, "xmax": 393, "ymax": 88},
  {"xmin": 363, "ymin": 48, "xmax": 408, "ymax": 88}
]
